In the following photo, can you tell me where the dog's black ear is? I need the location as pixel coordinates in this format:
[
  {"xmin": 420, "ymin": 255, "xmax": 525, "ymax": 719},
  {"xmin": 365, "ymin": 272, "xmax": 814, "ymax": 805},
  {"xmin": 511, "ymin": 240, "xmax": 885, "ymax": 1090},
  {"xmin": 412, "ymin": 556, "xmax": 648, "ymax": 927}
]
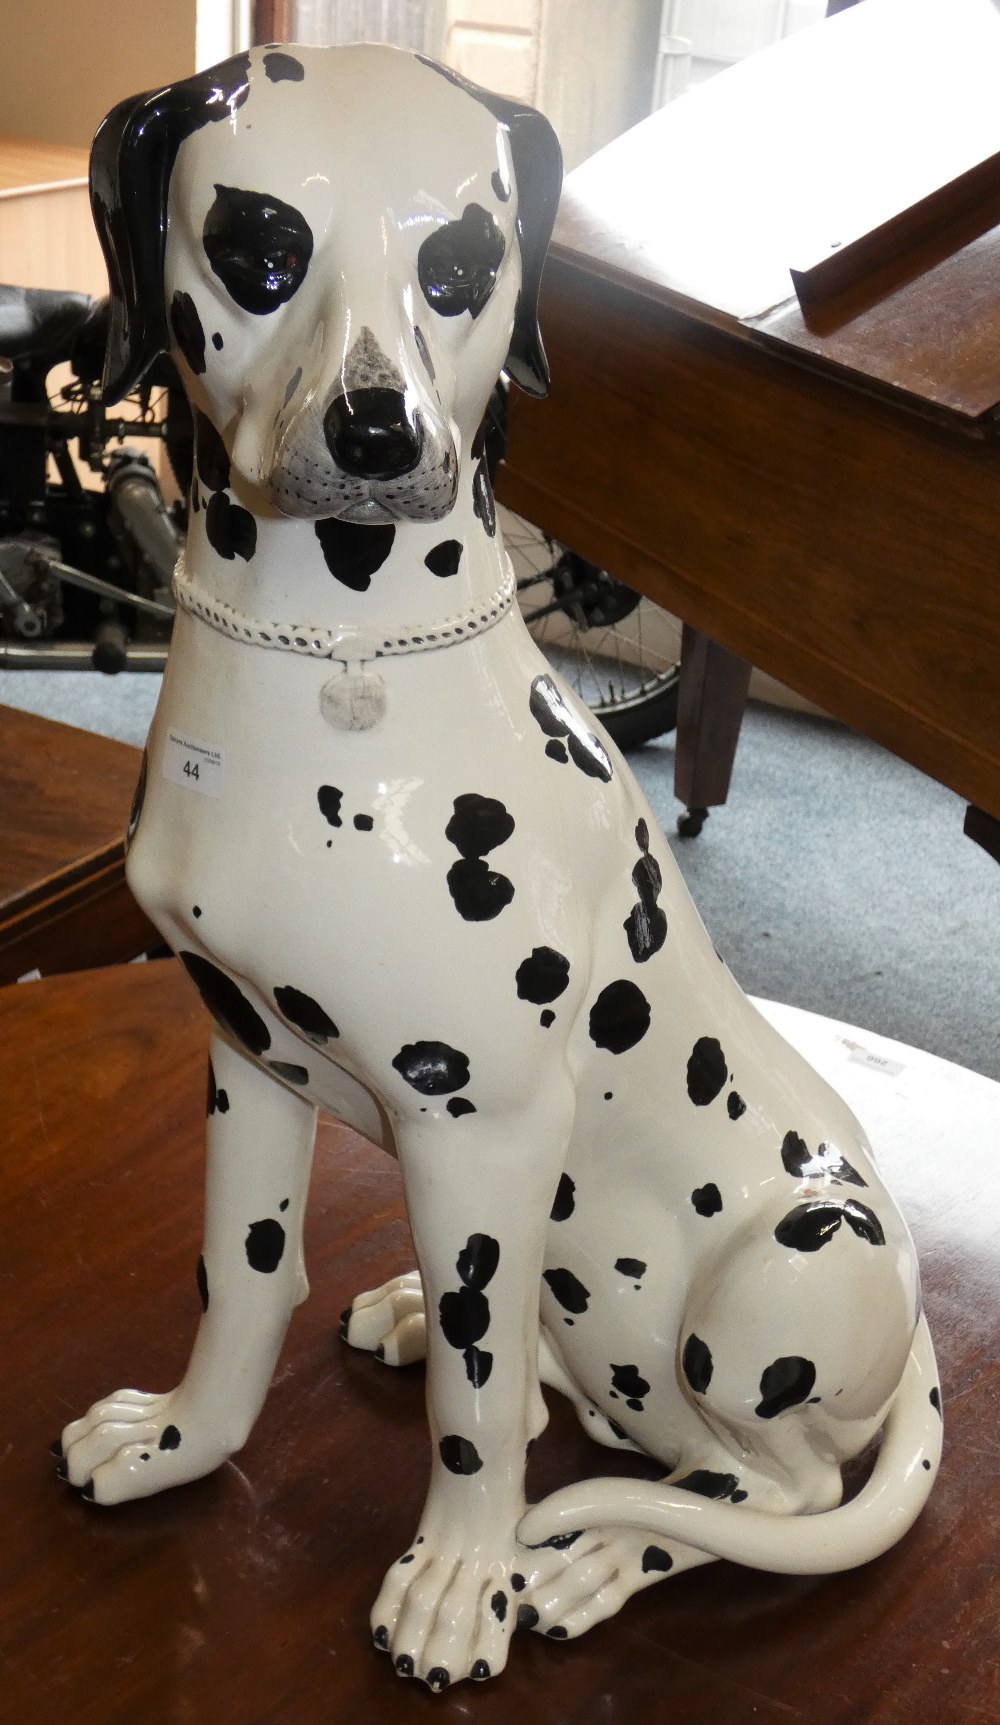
[
  {"xmin": 488, "ymin": 96, "xmax": 563, "ymax": 399},
  {"xmin": 89, "ymin": 54, "xmax": 251, "ymax": 402},
  {"xmin": 417, "ymin": 59, "xmax": 563, "ymax": 398}
]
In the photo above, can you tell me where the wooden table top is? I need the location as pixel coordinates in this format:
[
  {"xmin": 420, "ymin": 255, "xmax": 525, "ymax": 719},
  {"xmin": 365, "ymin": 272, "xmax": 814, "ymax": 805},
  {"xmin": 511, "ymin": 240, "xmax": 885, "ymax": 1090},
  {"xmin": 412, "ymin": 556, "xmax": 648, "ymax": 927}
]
[
  {"xmin": 0, "ymin": 959, "xmax": 996, "ymax": 1723},
  {"xmin": 0, "ymin": 704, "xmax": 154, "ymax": 981},
  {"xmin": 549, "ymin": 0, "xmax": 1000, "ymax": 424}
]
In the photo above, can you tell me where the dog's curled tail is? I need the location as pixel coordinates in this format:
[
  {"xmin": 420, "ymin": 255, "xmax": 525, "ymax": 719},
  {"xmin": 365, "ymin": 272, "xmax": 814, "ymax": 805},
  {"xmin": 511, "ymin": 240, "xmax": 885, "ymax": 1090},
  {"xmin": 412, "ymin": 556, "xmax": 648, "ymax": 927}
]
[{"xmin": 519, "ymin": 1315, "xmax": 942, "ymax": 1576}]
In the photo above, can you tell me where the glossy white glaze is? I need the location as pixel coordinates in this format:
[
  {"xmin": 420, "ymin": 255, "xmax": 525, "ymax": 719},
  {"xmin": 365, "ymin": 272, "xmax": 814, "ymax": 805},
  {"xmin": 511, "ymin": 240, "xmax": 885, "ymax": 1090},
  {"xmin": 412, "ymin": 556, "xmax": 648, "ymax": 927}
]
[{"xmin": 60, "ymin": 43, "xmax": 941, "ymax": 1693}]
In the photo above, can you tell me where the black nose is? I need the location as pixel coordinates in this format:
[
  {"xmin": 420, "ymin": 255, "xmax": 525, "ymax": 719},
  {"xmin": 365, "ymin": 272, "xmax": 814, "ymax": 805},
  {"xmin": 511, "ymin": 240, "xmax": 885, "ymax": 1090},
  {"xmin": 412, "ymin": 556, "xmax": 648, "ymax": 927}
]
[{"xmin": 324, "ymin": 388, "xmax": 422, "ymax": 479}]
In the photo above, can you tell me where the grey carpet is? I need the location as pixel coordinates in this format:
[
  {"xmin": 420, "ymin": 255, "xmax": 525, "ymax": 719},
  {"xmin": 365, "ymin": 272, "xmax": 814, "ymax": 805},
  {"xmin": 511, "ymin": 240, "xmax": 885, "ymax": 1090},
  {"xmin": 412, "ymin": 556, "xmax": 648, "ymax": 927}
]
[{"xmin": 3, "ymin": 668, "xmax": 997, "ymax": 1082}]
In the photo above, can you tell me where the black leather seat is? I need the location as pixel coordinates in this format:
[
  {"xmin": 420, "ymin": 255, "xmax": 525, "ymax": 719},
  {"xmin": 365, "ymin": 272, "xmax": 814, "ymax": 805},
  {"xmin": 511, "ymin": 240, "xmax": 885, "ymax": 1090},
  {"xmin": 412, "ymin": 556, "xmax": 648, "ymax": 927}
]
[{"xmin": 0, "ymin": 285, "xmax": 97, "ymax": 364}]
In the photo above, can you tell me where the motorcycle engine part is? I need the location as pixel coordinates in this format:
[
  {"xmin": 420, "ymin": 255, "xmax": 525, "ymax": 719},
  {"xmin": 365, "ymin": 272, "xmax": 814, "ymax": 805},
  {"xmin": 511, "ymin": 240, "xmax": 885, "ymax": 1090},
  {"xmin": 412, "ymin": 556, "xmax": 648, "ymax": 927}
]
[{"xmin": 0, "ymin": 531, "xmax": 63, "ymax": 638}]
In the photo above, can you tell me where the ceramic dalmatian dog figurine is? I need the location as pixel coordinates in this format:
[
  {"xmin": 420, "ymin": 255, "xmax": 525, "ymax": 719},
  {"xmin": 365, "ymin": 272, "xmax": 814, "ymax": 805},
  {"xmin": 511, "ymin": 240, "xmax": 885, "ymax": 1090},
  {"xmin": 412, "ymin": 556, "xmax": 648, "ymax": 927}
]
[{"xmin": 56, "ymin": 44, "xmax": 942, "ymax": 1691}]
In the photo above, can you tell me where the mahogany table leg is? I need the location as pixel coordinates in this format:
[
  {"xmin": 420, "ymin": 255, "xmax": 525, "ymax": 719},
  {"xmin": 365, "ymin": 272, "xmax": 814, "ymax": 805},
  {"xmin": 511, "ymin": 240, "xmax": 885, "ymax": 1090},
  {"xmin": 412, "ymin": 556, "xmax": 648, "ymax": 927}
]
[{"xmin": 674, "ymin": 624, "xmax": 752, "ymax": 836}]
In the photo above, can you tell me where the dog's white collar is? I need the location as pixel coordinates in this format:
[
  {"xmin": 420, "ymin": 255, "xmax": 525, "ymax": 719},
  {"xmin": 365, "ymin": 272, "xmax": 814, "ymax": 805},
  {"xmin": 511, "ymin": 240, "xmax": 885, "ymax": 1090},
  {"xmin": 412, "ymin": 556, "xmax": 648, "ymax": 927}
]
[
  {"xmin": 171, "ymin": 554, "xmax": 518, "ymax": 732},
  {"xmin": 171, "ymin": 555, "xmax": 516, "ymax": 664}
]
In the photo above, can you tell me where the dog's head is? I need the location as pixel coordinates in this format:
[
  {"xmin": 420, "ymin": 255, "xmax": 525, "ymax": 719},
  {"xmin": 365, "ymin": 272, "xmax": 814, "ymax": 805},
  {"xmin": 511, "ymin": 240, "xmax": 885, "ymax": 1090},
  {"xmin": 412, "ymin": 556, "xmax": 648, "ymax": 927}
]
[{"xmin": 90, "ymin": 44, "xmax": 562, "ymax": 524}]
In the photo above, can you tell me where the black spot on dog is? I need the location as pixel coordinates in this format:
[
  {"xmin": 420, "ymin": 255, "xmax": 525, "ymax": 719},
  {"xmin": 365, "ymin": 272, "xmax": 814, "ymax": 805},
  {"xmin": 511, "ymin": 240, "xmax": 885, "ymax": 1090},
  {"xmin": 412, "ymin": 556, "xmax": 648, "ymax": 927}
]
[
  {"xmin": 212, "ymin": 331, "xmax": 223, "ymax": 351},
  {"xmin": 194, "ymin": 409, "xmax": 230, "ymax": 492},
  {"xmin": 158, "ymin": 1425, "xmax": 182, "ymax": 1451},
  {"xmin": 447, "ymin": 1096, "xmax": 477, "ymax": 1118},
  {"xmin": 529, "ymin": 675, "xmax": 612, "ymax": 782},
  {"xmin": 775, "ymin": 1198, "xmax": 885, "ymax": 1252},
  {"xmin": 418, "ymin": 202, "xmax": 505, "ymax": 319},
  {"xmin": 611, "ymin": 1363, "xmax": 650, "ymax": 1408},
  {"xmin": 491, "ymin": 168, "xmax": 510, "ymax": 202},
  {"xmin": 624, "ymin": 820, "xmax": 667, "ymax": 962},
  {"xmin": 457, "ymin": 1233, "xmax": 500, "ymax": 1289},
  {"xmin": 588, "ymin": 980, "xmax": 651, "ymax": 1053},
  {"xmin": 545, "ymin": 739, "xmax": 568, "ymax": 763},
  {"xmin": 642, "ymin": 1545, "xmax": 673, "ymax": 1573},
  {"xmin": 353, "ymin": 813, "xmax": 373, "ymax": 831},
  {"xmin": 682, "ymin": 1333, "xmax": 713, "ymax": 1394},
  {"xmin": 756, "ymin": 1355, "xmax": 817, "ymax": 1419},
  {"xmin": 491, "ymin": 1590, "xmax": 508, "ymax": 1622},
  {"xmin": 425, "ymin": 539, "xmax": 463, "ymax": 577},
  {"xmin": 264, "ymin": 49, "xmax": 304, "ymax": 81},
  {"xmin": 691, "ymin": 1183, "xmax": 723, "ymax": 1217},
  {"xmin": 446, "ymin": 793, "xmax": 515, "ymax": 857},
  {"xmin": 439, "ymin": 1287, "xmax": 490, "ymax": 1348},
  {"xmin": 268, "ymin": 1060, "xmax": 309, "ymax": 1086},
  {"xmin": 540, "ymin": 1009, "xmax": 555, "ymax": 1028},
  {"xmin": 676, "ymin": 1469, "xmax": 741, "ymax": 1500},
  {"xmin": 205, "ymin": 490, "xmax": 257, "ymax": 561},
  {"xmin": 169, "ymin": 290, "xmax": 206, "ymax": 373},
  {"xmin": 439, "ymin": 1434, "xmax": 483, "ymax": 1475},
  {"xmin": 550, "ymin": 1173, "xmax": 575, "ymax": 1221},
  {"xmin": 471, "ymin": 1660, "xmax": 490, "ymax": 1680},
  {"xmin": 727, "ymin": 1091, "xmax": 746, "ymax": 1120},
  {"xmin": 392, "ymin": 1040, "xmax": 470, "ymax": 1095},
  {"xmin": 445, "ymin": 794, "xmax": 515, "ymax": 920},
  {"xmin": 515, "ymin": 946, "xmax": 570, "ymax": 1004},
  {"xmin": 463, "ymin": 1346, "xmax": 493, "ymax": 1387},
  {"xmin": 615, "ymin": 1257, "xmax": 646, "ymax": 1279},
  {"xmin": 516, "ymin": 1604, "xmax": 539, "ymax": 1630},
  {"xmin": 317, "ymin": 784, "xmax": 343, "ymax": 826},
  {"xmin": 780, "ymin": 1130, "xmax": 867, "ymax": 1187},
  {"xmin": 192, "ymin": 905, "xmax": 202, "ymax": 918},
  {"xmin": 543, "ymin": 1267, "xmax": 590, "ymax": 1314},
  {"xmin": 472, "ymin": 456, "xmax": 496, "ymax": 535},
  {"xmin": 447, "ymin": 860, "xmax": 515, "ymax": 920},
  {"xmin": 126, "ymin": 750, "xmax": 147, "ymax": 848},
  {"xmin": 180, "ymin": 952, "xmax": 271, "ymax": 1055},
  {"xmin": 547, "ymin": 1625, "xmax": 568, "ymax": 1639},
  {"xmin": 196, "ymin": 1255, "xmax": 209, "ymax": 1312},
  {"xmin": 273, "ymin": 984, "xmax": 338, "ymax": 1043},
  {"xmin": 930, "ymin": 1386, "xmax": 942, "ymax": 1415},
  {"xmin": 203, "ymin": 184, "xmax": 313, "ymax": 314},
  {"xmin": 314, "ymin": 517, "xmax": 395, "ymax": 591},
  {"xmin": 206, "ymin": 1057, "xmax": 230, "ymax": 1116},
  {"xmin": 686, "ymin": 1037, "xmax": 728, "ymax": 1106},
  {"xmin": 245, "ymin": 1218, "xmax": 286, "ymax": 1273}
]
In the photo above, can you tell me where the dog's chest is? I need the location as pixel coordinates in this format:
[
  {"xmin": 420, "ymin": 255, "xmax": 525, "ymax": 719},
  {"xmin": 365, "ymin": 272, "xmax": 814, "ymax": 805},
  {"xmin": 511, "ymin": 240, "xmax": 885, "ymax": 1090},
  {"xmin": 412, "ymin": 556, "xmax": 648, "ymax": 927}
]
[{"xmin": 127, "ymin": 610, "xmax": 632, "ymax": 992}]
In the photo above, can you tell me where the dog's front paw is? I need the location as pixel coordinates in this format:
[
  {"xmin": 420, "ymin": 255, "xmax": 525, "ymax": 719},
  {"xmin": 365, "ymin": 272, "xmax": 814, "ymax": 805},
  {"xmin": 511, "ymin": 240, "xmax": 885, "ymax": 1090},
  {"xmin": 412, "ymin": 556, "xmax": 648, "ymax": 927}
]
[
  {"xmin": 371, "ymin": 1534, "xmax": 521, "ymax": 1688},
  {"xmin": 55, "ymin": 1387, "xmax": 235, "ymax": 1504},
  {"xmin": 342, "ymin": 1269, "xmax": 426, "ymax": 1367}
]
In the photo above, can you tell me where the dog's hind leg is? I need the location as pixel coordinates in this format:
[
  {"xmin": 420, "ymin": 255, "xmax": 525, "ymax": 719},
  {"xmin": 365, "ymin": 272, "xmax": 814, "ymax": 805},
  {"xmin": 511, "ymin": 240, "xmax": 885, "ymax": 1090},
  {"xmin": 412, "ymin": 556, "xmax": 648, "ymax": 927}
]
[
  {"xmin": 57, "ymin": 1032, "xmax": 317, "ymax": 1503},
  {"xmin": 342, "ymin": 1270, "xmax": 427, "ymax": 1365}
]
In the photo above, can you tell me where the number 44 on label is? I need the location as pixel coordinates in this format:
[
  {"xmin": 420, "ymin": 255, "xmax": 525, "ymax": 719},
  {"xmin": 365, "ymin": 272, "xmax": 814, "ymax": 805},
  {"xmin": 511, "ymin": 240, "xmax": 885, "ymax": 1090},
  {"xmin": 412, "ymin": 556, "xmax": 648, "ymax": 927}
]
[{"xmin": 163, "ymin": 730, "xmax": 225, "ymax": 798}]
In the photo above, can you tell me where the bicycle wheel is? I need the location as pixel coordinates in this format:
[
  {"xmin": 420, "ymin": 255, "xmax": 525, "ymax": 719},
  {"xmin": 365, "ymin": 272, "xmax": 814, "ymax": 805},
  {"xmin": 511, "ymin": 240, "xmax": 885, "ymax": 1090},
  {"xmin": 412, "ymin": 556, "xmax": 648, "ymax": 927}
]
[{"xmin": 502, "ymin": 506, "xmax": 680, "ymax": 749}]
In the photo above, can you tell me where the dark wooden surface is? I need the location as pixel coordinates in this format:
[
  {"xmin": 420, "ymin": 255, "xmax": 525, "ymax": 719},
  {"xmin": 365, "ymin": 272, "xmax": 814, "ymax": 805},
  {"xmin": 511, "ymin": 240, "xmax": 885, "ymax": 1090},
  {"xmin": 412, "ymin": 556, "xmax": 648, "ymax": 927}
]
[
  {"xmin": 1, "ymin": 958, "xmax": 997, "ymax": 1723},
  {"xmin": 0, "ymin": 704, "xmax": 156, "ymax": 981},
  {"xmin": 675, "ymin": 625, "xmax": 752, "ymax": 817},
  {"xmin": 498, "ymin": 0, "xmax": 1000, "ymax": 822}
]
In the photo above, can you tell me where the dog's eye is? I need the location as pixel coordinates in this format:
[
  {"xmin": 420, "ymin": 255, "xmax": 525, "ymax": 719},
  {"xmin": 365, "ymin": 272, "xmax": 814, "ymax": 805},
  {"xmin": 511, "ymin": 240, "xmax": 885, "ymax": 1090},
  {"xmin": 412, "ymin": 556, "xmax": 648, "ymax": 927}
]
[
  {"xmin": 418, "ymin": 203, "xmax": 505, "ymax": 320},
  {"xmin": 202, "ymin": 184, "xmax": 313, "ymax": 314}
]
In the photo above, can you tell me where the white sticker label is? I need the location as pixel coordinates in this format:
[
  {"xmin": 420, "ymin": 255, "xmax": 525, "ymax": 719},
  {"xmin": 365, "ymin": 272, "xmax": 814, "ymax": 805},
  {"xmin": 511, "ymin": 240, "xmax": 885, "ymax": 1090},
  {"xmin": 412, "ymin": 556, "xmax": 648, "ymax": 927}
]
[
  {"xmin": 163, "ymin": 729, "xmax": 224, "ymax": 798},
  {"xmin": 846, "ymin": 1046, "xmax": 905, "ymax": 1078}
]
